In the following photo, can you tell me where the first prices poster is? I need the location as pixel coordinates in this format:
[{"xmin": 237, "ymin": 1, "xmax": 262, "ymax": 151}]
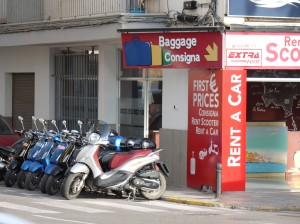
[
  {"xmin": 188, "ymin": 70, "xmax": 246, "ymax": 191},
  {"xmin": 187, "ymin": 70, "xmax": 222, "ymax": 190}
]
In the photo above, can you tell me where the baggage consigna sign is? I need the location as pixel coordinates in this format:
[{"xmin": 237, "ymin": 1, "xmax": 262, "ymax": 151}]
[{"xmin": 121, "ymin": 32, "xmax": 222, "ymax": 69}]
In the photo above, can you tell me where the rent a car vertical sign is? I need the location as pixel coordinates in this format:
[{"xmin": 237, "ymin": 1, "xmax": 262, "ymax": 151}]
[
  {"xmin": 121, "ymin": 32, "xmax": 222, "ymax": 68},
  {"xmin": 188, "ymin": 69, "xmax": 246, "ymax": 191}
]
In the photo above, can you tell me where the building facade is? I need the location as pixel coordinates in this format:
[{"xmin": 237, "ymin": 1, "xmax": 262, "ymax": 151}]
[{"xmin": 1, "ymin": 0, "xmax": 299, "ymax": 189}]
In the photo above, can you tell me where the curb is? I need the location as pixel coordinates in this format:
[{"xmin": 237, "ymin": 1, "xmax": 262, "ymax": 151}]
[
  {"xmin": 162, "ymin": 197, "xmax": 300, "ymax": 212},
  {"xmin": 162, "ymin": 197, "xmax": 224, "ymax": 207}
]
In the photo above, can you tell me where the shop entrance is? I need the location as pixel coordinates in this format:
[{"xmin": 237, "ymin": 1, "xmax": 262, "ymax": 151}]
[
  {"xmin": 117, "ymin": 65, "xmax": 162, "ymax": 145},
  {"xmin": 246, "ymin": 70, "xmax": 300, "ymax": 178},
  {"xmin": 54, "ymin": 50, "xmax": 98, "ymax": 132}
]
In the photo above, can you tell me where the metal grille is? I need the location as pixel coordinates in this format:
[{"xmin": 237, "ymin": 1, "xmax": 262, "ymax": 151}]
[{"xmin": 54, "ymin": 53, "xmax": 98, "ymax": 132}]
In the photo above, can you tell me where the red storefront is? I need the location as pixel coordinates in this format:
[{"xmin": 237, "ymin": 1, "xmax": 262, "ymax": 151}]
[
  {"xmin": 121, "ymin": 30, "xmax": 247, "ymax": 192},
  {"xmin": 226, "ymin": 32, "xmax": 300, "ymax": 179}
]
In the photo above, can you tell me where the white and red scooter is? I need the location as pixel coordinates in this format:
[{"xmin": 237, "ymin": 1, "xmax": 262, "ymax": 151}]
[{"xmin": 60, "ymin": 120, "xmax": 170, "ymax": 200}]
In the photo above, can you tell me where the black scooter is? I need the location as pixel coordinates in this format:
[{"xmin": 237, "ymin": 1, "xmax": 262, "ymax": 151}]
[
  {"xmin": 0, "ymin": 116, "xmax": 25, "ymax": 181},
  {"xmin": 45, "ymin": 120, "xmax": 87, "ymax": 195},
  {"xmin": 4, "ymin": 116, "xmax": 39, "ymax": 187}
]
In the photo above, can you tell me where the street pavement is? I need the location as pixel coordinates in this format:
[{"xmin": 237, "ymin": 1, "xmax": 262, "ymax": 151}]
[{"xmin": 162, "ymin": 175, "xmax": 300, "ymax": 212}]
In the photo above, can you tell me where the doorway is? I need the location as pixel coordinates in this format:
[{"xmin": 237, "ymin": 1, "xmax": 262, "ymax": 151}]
[
  {"xmin": 54, "ymin": 51, "xmax": 98, "ymax": 132},
  {"xmin": 12, "ymin": 73, "xmax": 34, "ymax": 130}
]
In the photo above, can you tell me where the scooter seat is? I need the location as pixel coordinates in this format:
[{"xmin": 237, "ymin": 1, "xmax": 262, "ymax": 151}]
[
  {"xmin": 99, "ymin": 151, "xmax": 119, "ymax": 172},
  {"xmin": 109, "ymin": 149, "xmax": 153, "ymax": 169},
  {"xmin": 0, "ymin": 145, "xmax": 16, "ymax": 155}
]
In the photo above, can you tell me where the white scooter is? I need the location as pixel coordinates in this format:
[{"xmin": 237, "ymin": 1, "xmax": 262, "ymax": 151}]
[{"xmin": 60, "ymin": 120, "xmax": 170, "ymax": 200}]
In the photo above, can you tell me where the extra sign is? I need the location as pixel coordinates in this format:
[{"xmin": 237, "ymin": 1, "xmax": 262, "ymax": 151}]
[
  {"xmin": 121, "ymin": 32, "xmax": 222, "ymax": 69},
  {"xmin": 226, "ymin": 32, "xmax": 300, "ymax": 69}
]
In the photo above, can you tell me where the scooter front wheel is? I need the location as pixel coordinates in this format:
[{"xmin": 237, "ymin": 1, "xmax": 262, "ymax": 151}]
[
  {"xmin": 25, "ymin": 171, "xmax": 42, "ymax": 191},
  {"xmin": 61, "ymin": 173, "xmax": 84, "ymax": 200},
  {"xmin": 17, "ymin": 170, "xmax": 27, "ymax": 189},
  {"xmin": 46, "ymin": 175, "xmax": 63, "ymax": 195},
  {"xmin": 40, "ymin": 174, "xmax": 50, "ymax": 193},
  {"xmin": 4, "ymin": 169, "xmax": 18, "ymax": 187}
]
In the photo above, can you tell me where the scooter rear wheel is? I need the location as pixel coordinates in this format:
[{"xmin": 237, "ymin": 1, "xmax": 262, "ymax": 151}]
[
  {"xmin": 61, "ymin": 173, "xmax": 83, "ymax": 200},
  {"xmin": 16, "ymin": 170, "xmax": 27, "ymax": 189},
  {"xmin": 4, "ymin": 169, "xmax": 18, "ymax": 187},
  {"xmin": 140, "ymin": 172, "xmax": 167, "ymax": 200}
]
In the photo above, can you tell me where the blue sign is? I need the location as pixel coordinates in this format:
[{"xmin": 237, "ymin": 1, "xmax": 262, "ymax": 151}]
[{"xmin": 228, "ymin": 0, "xmax": 300, "ymax": 18}]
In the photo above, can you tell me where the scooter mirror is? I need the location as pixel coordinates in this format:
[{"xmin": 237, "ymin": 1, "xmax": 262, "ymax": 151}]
[
  {"xmin": 18, "ymin": 116, "xmax": 25, "ymax": 130},
  {"xmin": 51, "ymin": 120, "xmax": 59, "ymax": 133},
  {"xmin": 62, "ymin": 120, "xmax": 67, "ymax": 130},
  {"xmin": 39, "ymin": 118, "xmax": 47, "ymax": 131},
  {"xmin": 78, "ymin": 120, "xmax": 83, "ymax": 135},
  {"xmin": 32, "ymin": 116, "xmax": 38, "ymax": 130}
]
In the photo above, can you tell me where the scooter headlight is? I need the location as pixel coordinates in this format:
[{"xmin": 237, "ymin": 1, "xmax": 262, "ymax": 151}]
[
  {"xmin": 25, "ymin": 132, "xmax": 33, "ymax": 139},
  {"xmin": 89, "ymin": 133, "xmax": 100, "ymax": 144}
]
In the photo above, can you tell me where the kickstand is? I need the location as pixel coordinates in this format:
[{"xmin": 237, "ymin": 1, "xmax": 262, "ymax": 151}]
[{"xmin": 127, "ymin": 191, "xmax": 136, "ymax": 201}]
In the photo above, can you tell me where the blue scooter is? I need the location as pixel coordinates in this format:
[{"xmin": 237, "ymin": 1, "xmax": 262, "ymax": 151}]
[
  {"xmin": 16, "ymin": 117, "xmax": 47, "ymax": 189},
  {"xmin": 44, "ymin": 120, "xmax": 85, "ymax": 195},
  {"xmin": 25, "ymin": 119, "xmax": 61, "ymax": 191},
  {"xmin": 40, "ymin": 120, "xmax": 72, "ymax": 193}
]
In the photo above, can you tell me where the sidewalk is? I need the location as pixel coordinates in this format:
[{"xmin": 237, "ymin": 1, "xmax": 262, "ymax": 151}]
[{"xmin": 162, "ymin": 175, "xmax": 300, "ymax": 212}]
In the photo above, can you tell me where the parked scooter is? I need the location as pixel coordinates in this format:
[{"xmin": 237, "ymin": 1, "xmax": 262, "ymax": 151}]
[
  {"xmin": 0, "ymin": 116, "xmax": 26, "ymax": 181},
  {"xmin": 16, "ymin": 117, "xmax": 47, "ymax": 189},
  {"xmin": 39, "ymin": 120, "xmax": 70, "ymax": 193},
  {"xmin": 60, "ymin": 120, "xmax": 170, "ymax": 200},
  {"xmin": 44, "ymin": 120, "xmax": 87, "ymax": 195},
  {"xmin": 4, "ymin": 116, "xmax": 38, "ymax": 187},
  {"xmin": 25, "ymin": 119, "xmax": 61, "ymax": 191}
]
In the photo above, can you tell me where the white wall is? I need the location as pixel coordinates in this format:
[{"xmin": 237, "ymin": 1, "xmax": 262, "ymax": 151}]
[
  {"xmin": 0, "ymin": 74, "xmax": 12, "ymax": 116},
  {"xmin": 216, "ymin": 0, "xmax": 226, "ymax": 21},
  {"xmin": 98, "ymin": 42, "xmax": 120, "ymax": 124},
  {"xmin": 162, "ymin": 69, "xmax": 188, "ymax": 130},
  {"xmin": 0, "ymin": 41, "xmax": 120, "ymax": 124},
  {"xmin": 0, "ymin": 46, "xmax": 53, "ymax": 119},
  {"xmin": 0, "ymin": 24, "xmax": 121, "ymax": 47}
]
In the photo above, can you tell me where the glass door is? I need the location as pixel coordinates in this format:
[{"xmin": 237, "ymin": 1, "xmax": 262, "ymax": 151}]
[
  {"xmin": 119, "ymin": 80, "xmax": 145, "ymax": 138},
  {"xmin": 117, "ymin": 51, "xmax": 162, "ymax": 142},
  {"xmin": 148, "ymin": 81, "xmax": 162, "ymax": 132},
  {"xmin": 147, "ymin": 80, "xmax": 162, "ymax": 146}
]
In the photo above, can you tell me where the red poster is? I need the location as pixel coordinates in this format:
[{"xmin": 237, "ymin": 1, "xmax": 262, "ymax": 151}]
[
  {"xmin": 187, "ymin": 70, "xmax": 222, "ymax": 190},
  {"xmin": 188, "ymin": 70, "xmax": 246, "ymax": 191},
  {"xmin": 121, "ymin": 32, "xmax": 222, "ymax": 69}
]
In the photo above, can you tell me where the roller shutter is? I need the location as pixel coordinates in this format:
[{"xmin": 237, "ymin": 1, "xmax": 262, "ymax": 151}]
[{"xmin": 12, "ymin": 73, "xmax": 34, "ymax": 130}]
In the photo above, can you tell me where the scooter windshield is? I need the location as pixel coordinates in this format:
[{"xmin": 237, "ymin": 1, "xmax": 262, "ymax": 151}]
[{"xmin": 94, "ymin": 120, "xmax": 110, "ymax": 140}]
